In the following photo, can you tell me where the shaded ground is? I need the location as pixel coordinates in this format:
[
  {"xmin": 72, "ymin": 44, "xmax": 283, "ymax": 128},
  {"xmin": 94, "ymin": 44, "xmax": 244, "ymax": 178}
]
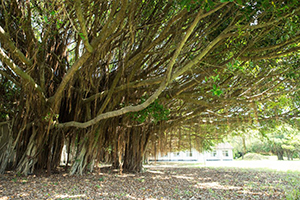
[{"xmin": 1, "ymin": 163, "xmax": 300, "ymax": 200}]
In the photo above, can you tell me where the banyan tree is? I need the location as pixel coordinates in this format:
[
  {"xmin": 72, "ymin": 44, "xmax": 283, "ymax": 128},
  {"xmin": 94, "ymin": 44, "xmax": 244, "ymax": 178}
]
[{"xmin": 0, "ymin": 0, "xmax": 300, "ymax": 175}]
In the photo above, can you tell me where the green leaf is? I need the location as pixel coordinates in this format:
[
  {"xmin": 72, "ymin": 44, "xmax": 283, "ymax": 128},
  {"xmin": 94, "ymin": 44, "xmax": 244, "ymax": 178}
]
[
  {"xmin": 43, "ymin": 16, "xmax": 48, "ymax": 23},
  {"xmin": 79, "ymin": 32, "xmax": 85, "ymax": 40}
]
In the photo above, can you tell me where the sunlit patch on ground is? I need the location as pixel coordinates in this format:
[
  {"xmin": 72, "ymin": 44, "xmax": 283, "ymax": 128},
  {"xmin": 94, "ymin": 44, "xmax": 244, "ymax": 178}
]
[
  {"xmin": 195, "ymin": 181, "xmax": 242, "ymax": 190},
  {"xmin": 53, "ymin": 194, "xmax": 87, "ymax": 199}
]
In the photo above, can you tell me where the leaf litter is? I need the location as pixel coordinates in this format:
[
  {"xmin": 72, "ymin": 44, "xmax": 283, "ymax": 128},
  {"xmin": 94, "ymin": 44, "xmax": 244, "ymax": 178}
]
[{"xmin": 0, "ymin": 165, "xmax": 299, "ymax": 199}]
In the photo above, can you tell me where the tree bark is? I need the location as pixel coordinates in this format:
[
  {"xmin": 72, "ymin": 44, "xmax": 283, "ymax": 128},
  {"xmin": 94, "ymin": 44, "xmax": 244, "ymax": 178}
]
[
  {"xmin": 123, "ymin": 127, "xmax": 150, "ymax": 172},
  {"xmin": 0, "ymin": 121, "xmax": 13, "ymax": 173},
  {"xmin": 277, "ymin": 151, "xmax": 284, "ymax": 160}
]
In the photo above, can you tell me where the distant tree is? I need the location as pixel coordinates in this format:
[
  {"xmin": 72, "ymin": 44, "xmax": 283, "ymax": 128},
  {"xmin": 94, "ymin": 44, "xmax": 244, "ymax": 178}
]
[{"xmin": 259, "ymin": 123, "xmax": 300, "ymax": 160}]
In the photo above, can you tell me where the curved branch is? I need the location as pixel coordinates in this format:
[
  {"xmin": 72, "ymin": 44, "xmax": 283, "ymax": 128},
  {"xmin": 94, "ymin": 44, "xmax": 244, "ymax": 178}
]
[{"xmin": 57, "ymin": 80, "xmax": 168, "ymax": 128}]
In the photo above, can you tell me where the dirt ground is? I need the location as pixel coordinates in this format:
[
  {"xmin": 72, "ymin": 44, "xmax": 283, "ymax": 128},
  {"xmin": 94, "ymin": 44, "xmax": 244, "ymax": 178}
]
[{"xmin": 1, "ymin": 161, "xmax": 299, "ymax": 200}]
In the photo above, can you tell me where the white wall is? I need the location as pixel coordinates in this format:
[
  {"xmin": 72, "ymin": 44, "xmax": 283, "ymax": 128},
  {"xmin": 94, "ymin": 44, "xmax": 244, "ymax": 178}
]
[
  {"xmin": 150, "ymin": 147, "xmax": 233, "ymax": 162},
  {"xmin": 205, "ymin": 149, "xmax": 233, "ymax": 161}
]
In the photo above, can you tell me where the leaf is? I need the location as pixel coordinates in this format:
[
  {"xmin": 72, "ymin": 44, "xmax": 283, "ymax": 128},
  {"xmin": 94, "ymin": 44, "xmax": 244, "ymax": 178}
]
[
  {"xmin": 79, "ymin": 32, "xmax": 85, "ymax": 40},
  {"xmin": 43, "ymin": 16, "xmax": 48, "ymax": 23}
]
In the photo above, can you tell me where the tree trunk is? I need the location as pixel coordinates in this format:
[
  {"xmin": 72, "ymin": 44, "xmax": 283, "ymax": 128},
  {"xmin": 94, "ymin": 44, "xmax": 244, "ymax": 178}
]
[
  {"xmin": 286, "ymin": 151, "xmax": 293, "ymax": 161},
  {"xmin": 16, "ymin": 126, "xmax": 44, "ymax": 176},
  {"xmin": 242, "ymin": 136, "xmax": 246, "ymax": 160},
  {"xmin": 0, "ymin": 121, "xmax": 13, "ymax": 173},
  {"xmin": 277, "ymin": 151, "xmax": 284, "ymax": 160},
  {"xmin": 111, "ymin": 140, "xmax": 120, "ymax": 169},
  {"xmin": 69, "ymin": 124, "xmax": 104, "ymax": 175},
  {"xmin": 123, "ymin": 127, "xmax": 150, "ymax": 172},
  {"xmin": 69, "ymin": 143, "xmax": 87, "ymax": 175}
]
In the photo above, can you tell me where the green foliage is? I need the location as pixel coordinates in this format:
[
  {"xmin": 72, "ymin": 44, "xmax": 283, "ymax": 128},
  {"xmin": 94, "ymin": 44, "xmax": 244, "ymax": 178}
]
[
  {"xmin": 220, "ymin": 0, "xmax": 234, "ymax": 2},
  {"xmin": 249, "ymin": 139, "xmax": 271, "ymax": 155},
  {"xmin": 205, "ymin": 70, "xmax": 224, "ymax": 96},
  {"xmin": 175, "ymin": 0, "xmax": 230, "ymax": 11},
  {"xmin": 130, "ymin": 98, "xmax": 170, "ymax": 124},
  {"xmin": 43, "ymin": 112, "xmax": 59, "ymax": 125},
  {"xmin": 231, "ymin": 122, "xmax": 300, "ymax": 160},
  {"xmin": 211, "ymin": 84, "xmax": 223, "ymax": 96},
  {"xmin": 265, "ymin": 124, "xmax": 300, "ymax": 157},
  {"xmin": 226, "ymin": 59, "xmax": 243, "ymax": 73}
]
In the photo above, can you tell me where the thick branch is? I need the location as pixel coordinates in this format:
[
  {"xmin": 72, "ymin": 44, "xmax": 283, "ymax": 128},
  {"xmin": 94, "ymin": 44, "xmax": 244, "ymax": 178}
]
[
  {"xmin": 48, "ymin": 51, "xmax": 92, "ymax": 105},
  {"xmin": 0, "ymin": 48, "xmax": 44, "ymax": 99},
  {"xmin": 172, "ymin": 31, "xmax": 233, "ymax": 79},
  {"xmin": 0, "ymin": 26, "xmax": 32, "ymax": 66},
  {"xmin": 57, "ymin": 80, "xmax": 168, "ymax": 128},
  {"xmin": 74, "ymin": 0, "xmax": 93, "ymax": 53}
]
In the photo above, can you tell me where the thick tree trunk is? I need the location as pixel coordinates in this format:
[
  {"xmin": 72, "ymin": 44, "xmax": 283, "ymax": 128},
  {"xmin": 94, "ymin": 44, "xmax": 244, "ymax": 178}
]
[
  {"xmin": 69, "ymin": 144, "xmax": 87, "ymax": 175},
  {"xmin": 16, "ymin": 126, "xmax": 42, "ymax": 176},
  {"xmin": 123, "ymin": 127, "xmax": 150, "ymax": 172},
  {"xmin": 0, "ymin": 121, "xmax": 13, "ymax": 174},
  {"xmin": 69, "ymin": 125, "xmax": 103, "ymax": 175}
]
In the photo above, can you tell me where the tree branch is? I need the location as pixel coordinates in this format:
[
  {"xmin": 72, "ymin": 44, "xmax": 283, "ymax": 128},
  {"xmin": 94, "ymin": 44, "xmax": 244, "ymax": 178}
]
[
  {"xmin": 0, "ymin": 26, "xmax": 32, "ymax": 66},
  {"xmin": 0, "ymin": 70, "xmax": 20, "ymax": 87},
  {"xmin": 57, "ymin": 6, "xmax": 205, "ymax": 128},
  {"xmin": 74, "ymin": 0, "xmax": 93, "ymax": 53},
  {"xmin": 0, "ymin": 48, "xmax": 45, "ymax": 99}
]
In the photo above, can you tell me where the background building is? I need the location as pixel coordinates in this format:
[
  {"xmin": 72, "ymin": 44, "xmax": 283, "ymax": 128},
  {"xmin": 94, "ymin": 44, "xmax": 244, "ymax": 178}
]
[{"xmin": 150, "ymin": 143, "xmax": 233, "ymax": 162}]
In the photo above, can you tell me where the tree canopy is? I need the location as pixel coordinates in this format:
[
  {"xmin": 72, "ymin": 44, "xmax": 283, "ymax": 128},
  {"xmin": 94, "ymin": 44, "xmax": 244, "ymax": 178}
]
[{"xmin": 0, "ymin": 0, "xmax": 300, "ymax": 175}]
